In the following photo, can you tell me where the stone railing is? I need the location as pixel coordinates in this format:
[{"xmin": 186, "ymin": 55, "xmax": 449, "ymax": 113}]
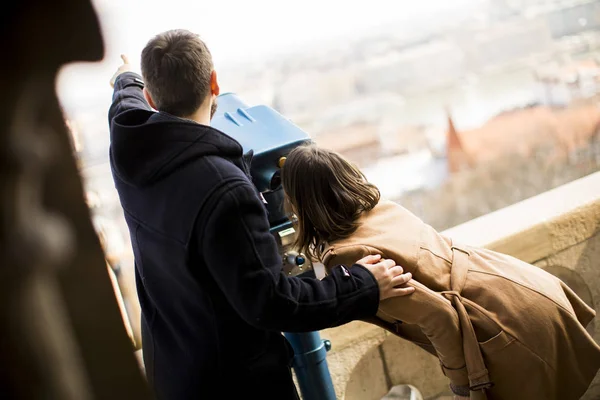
[{"xmin": 320, "ymin": 171, "xmax": 600, "ymax": 400}]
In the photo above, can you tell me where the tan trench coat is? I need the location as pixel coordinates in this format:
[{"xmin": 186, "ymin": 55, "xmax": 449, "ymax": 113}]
[{"xmin": 322, "ymin": 200, "xmax": 600, "ymax": 400}]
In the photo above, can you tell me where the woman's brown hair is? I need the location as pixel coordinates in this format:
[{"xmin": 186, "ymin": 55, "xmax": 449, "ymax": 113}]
[{"xmin": 281, "ymin": 144, "xmax": 380, "ymax": 261}]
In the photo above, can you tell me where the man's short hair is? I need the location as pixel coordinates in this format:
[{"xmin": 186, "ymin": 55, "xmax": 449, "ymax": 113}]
[{"xmin": 141, "ymin": 29, "xmax": 213, "ymax": 117}]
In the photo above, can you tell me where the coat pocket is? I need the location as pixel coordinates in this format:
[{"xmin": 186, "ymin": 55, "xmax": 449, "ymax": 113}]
[
  {"xmin": 479, "ymin": 331, "xmax": 515, "ymax": 356},
  {"xmin": 478, "ymin": 332, "xmax": 553, "ymax": 400}
]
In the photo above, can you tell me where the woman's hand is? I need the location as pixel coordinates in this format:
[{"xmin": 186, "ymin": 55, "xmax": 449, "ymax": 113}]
[{"xmin": 355, "ymin": 254, "xmax": 415, "ymax": 300}]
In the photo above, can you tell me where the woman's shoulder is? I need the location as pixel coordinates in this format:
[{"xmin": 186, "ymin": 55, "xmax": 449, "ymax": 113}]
[
  {"xmin": 360, "ymin": 199, "xmax": 422, "ymax": 225},
  {"xmin": 325, "ymin": 199, "xmax": 425, "ymax": 266},
  {"xmin": 322, "ymin": 200, "xmax": 422, "ymax": 255}
]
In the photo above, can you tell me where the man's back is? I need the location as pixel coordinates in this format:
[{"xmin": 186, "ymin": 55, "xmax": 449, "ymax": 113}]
[{"xmin": 109, "ymin": 93, "xmax": 308, "ymax": 396}]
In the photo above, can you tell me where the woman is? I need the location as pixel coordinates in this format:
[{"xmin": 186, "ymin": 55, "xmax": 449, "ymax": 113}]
[{"xmin": 281, "ymin": 144, "xmax": 600, "ymax": 400}]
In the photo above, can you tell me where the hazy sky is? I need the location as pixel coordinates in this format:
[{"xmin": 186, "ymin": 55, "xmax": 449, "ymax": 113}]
[{"xmin": 57, "ymin": 0, "xmax": 476, "ymax": 108}]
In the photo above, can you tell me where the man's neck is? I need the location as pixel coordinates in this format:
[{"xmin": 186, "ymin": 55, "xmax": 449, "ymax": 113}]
[{"xmin": 184, "ymin": 106, "xmax": 211, "ymax": 126}]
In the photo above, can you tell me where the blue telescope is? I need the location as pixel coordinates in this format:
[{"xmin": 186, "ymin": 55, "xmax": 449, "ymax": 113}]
[
  {"xmin": 211, "ymin": 93, "xmax": 336, "ymax": 400},
  {"xmin": 211, "ymin": 93, "xmax": 309, "ymax": 228}
]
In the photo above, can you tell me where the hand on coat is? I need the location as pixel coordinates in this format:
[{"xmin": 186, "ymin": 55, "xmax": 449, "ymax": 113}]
[
  {"xmin": 356, "ymin": 254, "xmax": 415, "ymax": 301},
  {"xmin": 110, "ymin": 54, "xmax": 134, "ymax": 88}
]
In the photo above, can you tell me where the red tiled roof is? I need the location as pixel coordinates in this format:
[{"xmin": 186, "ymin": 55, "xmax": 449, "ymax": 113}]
[{"xmin": 448, "ymin": 103, "xmax": 600, "ymax": 168}]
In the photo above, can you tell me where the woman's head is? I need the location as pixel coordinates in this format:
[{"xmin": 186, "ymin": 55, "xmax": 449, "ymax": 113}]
[{"xmin": 281, "ymin": 144, "xmax": 380, "ymax": 260}]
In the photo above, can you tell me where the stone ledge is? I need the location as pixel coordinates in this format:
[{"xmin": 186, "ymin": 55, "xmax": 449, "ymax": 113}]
[
  {"xmin": 444, "ymin": 171, "xmax": 600, "ymax": 263},
  {"xmin": 321, "ymin": 321, "xmax": 386, "ymax": 353}
]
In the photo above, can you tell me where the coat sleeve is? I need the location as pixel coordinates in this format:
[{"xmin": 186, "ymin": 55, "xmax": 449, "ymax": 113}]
[
  {"xmin": 197, "ymin": 180, "xmax": 380, "ymax": 332},
  {"xmin": 108, "ymin": 72, "xmax": 152, "ymax": 128},
  {"xmin": 324, "ymin": 244, "xmax": 470, "ymax": 390}
]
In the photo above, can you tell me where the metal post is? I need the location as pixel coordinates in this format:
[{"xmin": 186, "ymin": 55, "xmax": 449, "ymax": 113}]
[{"xmin": 284, "ymin": 331, "xmax": 336, "ymax": 400}]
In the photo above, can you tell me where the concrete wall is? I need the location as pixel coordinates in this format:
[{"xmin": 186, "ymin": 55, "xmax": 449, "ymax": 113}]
[{"xmin": 321, "ymin": 171, "xmax": 600, "ymax": 399}]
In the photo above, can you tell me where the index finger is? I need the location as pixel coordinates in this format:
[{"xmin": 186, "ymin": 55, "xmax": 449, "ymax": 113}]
[
  {"xmin": 121, "ymin": 54, "xmax": 130, "ymax": 64},
  {"xmin": 355, "ymin": 254, "xmax": 381, "ymax": 265}
]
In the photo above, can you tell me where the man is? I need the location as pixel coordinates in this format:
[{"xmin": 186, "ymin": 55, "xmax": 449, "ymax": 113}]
[{"xmin": 108, "ymin": 29, "xmax": 414, "ymax": 399}]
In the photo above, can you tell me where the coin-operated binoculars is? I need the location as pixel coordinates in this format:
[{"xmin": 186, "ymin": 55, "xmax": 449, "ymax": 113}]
[{"xmin": 211, "ymin": 93, "xmax": 336, "ymax": 400}]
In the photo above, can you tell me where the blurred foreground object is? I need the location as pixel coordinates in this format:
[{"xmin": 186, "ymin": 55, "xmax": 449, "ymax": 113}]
[
  {"xmin": 86, "ymin": 190, "xmax": 142, "ymax": 349},
  {"xmin": 0, "ymin": 1, "xmax": 149, "ymax": 398}
]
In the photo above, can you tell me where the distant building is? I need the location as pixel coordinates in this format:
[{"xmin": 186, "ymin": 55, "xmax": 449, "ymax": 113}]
[
  {"xmin": 272, "ymin": 68, "xmax": 357, "ymax": 119},
  {"xmin": 534, "ymin": 59, "xmax": 600, "ymax": 106},
  {"xmin": 488, "ymin": 0, "xmax": 518, "ymax": 21},
  {"xmin": 545, "ymin": 0, "xmax": 600, "ymax": 38},
  {"xmin": 455, "ymin": 16, "xmax": 555, "ymax": 73},
  {"xmin": 314, "ymin": 123, "xmax": 380, "ymax": 167},
  {"xmin": 446, "ymin": 113, "xmax": 473, "ymax": 173},
  {"xmin": 353, "ymin": 16, "xmax": 555, "ymax": 98},
  {"xmin": 446, "ymin": 102, "xmax": 600, "ymax": 173},
  {"xmin": 308, "ymin": 94, "xmax": 432, "ymax": 166},
  {"xmin": 356, "ymin": 40, "xmax": 466, "ymax": 95}
]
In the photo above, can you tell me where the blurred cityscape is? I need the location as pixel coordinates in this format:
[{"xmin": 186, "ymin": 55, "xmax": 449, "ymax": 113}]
[
  {"xmin": 221, "ymin": 0, "xmax": 600, "ymax": 229},
  {"xmin": 65, "ymin": 0, "xmax": 600, "ymax": 266}
]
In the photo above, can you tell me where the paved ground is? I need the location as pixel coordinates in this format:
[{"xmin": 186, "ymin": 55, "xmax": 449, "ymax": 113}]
[{"xmin": 381, "ymin": 385, "xmax": 453, "ymax": 400}]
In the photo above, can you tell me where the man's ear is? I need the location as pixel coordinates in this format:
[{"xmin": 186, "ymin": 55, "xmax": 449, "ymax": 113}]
[
  {"xmin": 143, "ymin": 87, "xmax": 157, "ymax": 110},
  {"xmin": 210, "ymin": 70, "xmax": 220, "ymax": 97}
]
